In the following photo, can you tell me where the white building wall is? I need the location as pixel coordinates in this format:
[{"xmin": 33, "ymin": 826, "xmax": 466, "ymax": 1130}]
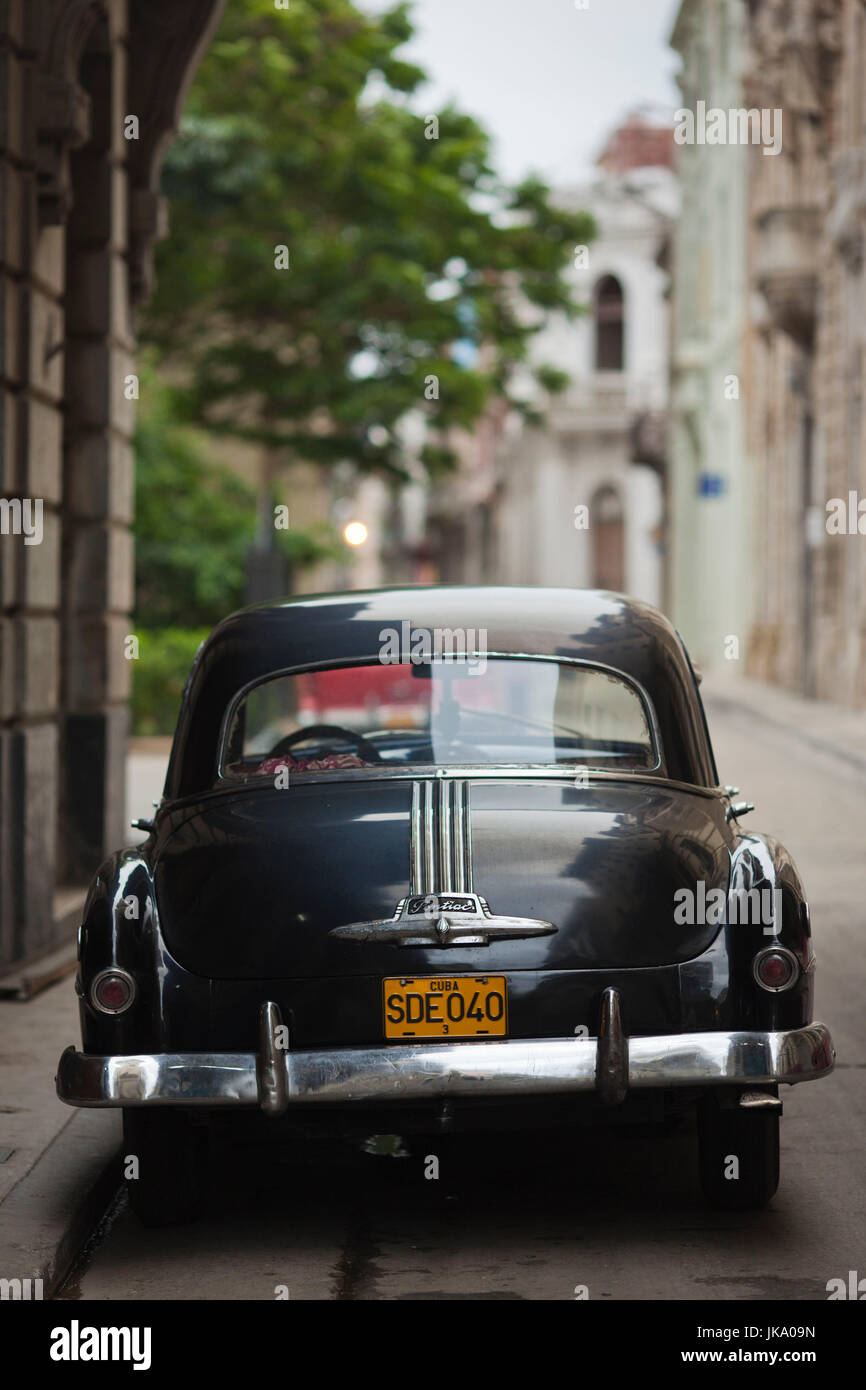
[
  {"xmin": 625, "ymin": 465, "xmax": 664, "ymax": 602},
  {"xmin": 489, "ymin": 166, "xmax": 674, "ymax": 608},
  {"xmin": 669, "ymin": 0, "xmax": 751, "ymax": 672}
]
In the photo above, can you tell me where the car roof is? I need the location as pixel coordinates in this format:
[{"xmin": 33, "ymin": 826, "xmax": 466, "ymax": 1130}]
[{"xmin": 163, "ymin": 586, "xmax": 718, "ymax": 798}]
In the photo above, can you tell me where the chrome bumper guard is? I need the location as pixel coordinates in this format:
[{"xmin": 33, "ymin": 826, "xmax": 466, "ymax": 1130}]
[{"xmin": 56, "ymin": 990, "xmax": 835, "ymax": 1114}]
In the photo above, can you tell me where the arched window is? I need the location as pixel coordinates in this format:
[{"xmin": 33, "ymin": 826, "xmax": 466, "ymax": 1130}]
[
  {"xmin": 591, "ymin": 486, "xmax": 625, "ymax": 591},
  {"xmin": 593, "ymin": 275, "xmax": 625, "ymax": 371}
]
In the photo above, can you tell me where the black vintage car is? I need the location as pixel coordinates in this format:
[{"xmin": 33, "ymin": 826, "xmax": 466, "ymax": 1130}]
[{"xmin": 57, "ymin": 587, "xmax": 834, "ymax": 1224}]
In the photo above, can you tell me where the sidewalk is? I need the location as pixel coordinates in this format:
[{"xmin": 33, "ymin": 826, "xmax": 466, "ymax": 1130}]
[
  {"xmin": 0, "ymin": 740, "xmax": 170, "ymax": 1295},
  {"xmin": 701, "ymin": 669, "xmax": 866, "ymax": 776},
  {"xmin": 0, "ymin": 972, "xmax": 120, "ymax": 1295},
  {"xmin": 0, "ymin": 974, "xmax": 84, "ymax": 1206}
]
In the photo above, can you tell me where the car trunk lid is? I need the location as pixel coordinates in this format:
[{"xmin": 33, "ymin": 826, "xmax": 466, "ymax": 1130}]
[{"xmin": 154, "ymin": 777, "xmax": 730, "ymax": 979}]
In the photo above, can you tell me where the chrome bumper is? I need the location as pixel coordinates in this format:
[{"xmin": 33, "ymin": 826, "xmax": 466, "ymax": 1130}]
[{"xmin": 56, "ymin": 995, "xmax": 835, "ymax": 1115}]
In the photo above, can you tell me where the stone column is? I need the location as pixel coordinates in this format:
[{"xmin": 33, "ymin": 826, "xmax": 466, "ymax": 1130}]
[
  {"xmin": 0, "ymin": 0, "xmax": 71, "ymax": 963},
  {"xmin": 1, "ymin": 0, "xmax": 226, "ymax": 967},
  {"xmin": 60, "ymin": 7, "xmax": 134, "ymax": 883}
]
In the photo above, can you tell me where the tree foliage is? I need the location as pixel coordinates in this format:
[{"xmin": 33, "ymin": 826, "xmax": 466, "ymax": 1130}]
[
  {"xmin": 134, "ymin": 360, "xmax": 340, "ymax": 628},
  {"xmin": 141, "ymin": 0, "xmax": 594, "ymax": 477},
  {"xmin": 133, "ymin": 361, "xmax": 258, "ymax": 628}
]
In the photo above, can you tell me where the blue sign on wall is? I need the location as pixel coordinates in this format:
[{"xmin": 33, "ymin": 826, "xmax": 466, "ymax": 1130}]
[{"xmin": 697, "ymin": 473, "xmax": 726, "ymax": 497}]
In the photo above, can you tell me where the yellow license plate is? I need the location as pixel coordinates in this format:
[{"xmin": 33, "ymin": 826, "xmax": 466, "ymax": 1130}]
[{"xmin": 383, "ymin": 975, "xmax": 508, "ymax": 1040}]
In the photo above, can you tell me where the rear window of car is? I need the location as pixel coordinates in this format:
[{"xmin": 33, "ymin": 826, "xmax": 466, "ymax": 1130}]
[{"xmin": 219, "ymin": 659, "xmax": 658, "ymax": 778}]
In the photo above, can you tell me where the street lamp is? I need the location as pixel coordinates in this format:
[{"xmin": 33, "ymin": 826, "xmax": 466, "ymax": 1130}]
[{"xmin": 343, "ymin": 521, "xmax": 368, "ymax": 547}]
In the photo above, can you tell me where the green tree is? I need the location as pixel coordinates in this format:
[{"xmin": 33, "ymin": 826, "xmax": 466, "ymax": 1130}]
[
  {"xmin": 131, "ymin": 364, "xmax": 342, "ymax": 732},
  {"xmin": 133, "ymin": 362, "xmax": 257, "ymax": 629},
  {"xmin": 141, "ymin": 0, "xmax": 595, "ymax": 477},
  {"xmin": 134, "ymin": 359, "xmax": 340, "ymax": 628}
]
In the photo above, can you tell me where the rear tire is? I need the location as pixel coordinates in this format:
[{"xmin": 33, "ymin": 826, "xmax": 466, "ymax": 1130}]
[
  {"xmin": 697, "ymin": 1093, "xmax": 779, "ymax": 1210},
  {"xmin": 122, "ymin": 1109, "xmax": 206, "ymax": 1227}
]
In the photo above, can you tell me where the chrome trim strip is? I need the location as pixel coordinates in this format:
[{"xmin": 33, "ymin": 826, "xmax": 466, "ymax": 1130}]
[
  {"xmin": 437, "ymin": 780, "xmax": 452, "ymax": 891},
  {"xmin": 422, "ymin": 780, "xmax": 435, "ymax": 891},
  {"xmin": 453, "ymin": 782, "xmax": 471, "ymax": 892},
  {"xmin": 450, "ymin": 782, "xmax": 462, "ymax": 891},
  {"xmin": 169, "ymin": 770, "xmax": 724, "ymax": 820},
  {"xmin": 464, "ymin": 782, "xmax": 473, "ymax": 889},
  {"xmin": 56, "ymin": 1022, "xmax": 835, "ymax": 1109},
  {"xmin": 275, "ymin": 766, "xmax": 665, "ymax": 782},
  {"xmin": 410, "ymin": 782, "xmax": 424, "ymax": 894}
]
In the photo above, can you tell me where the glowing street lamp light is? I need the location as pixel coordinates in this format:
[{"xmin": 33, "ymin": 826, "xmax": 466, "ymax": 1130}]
[{"xmin": 343, "ymin": 521, "xmax": 368, "ymax": 547}]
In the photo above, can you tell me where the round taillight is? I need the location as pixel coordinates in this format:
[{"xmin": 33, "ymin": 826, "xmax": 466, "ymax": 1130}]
[
  {"xmin": 91, "ymin": 968, "xmax": 135, "ymax": 1014},
  {"xmin": 752, "ymin": 947, "xmax": 799, "ymax": 993}
]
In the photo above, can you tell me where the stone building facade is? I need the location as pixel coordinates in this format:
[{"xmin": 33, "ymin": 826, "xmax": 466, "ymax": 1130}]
[
  {"xmin": 0, "ymin": 0, "xmax": 224, "ymax": 970},
  {"xmin": 670, "ymin": 0, "xmax": 866, "ymax": 707},
  {"xmin": 744, "ymin": 0, "xmax": 866, "ymax": 707}
]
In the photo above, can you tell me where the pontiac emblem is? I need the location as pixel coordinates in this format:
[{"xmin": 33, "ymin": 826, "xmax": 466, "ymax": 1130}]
[
  {"xmin": 329, "ymin": 891, "xmax": 556, "ymax": 948},
  {"xmin": 328, "ymin": 780, "xmax": 558, "ymax": 947}
]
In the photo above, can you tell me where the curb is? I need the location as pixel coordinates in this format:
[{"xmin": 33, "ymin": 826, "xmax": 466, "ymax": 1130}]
[{"xmin": 0, "ymin": 1109, "xmax": 120, "ymax": 1300}]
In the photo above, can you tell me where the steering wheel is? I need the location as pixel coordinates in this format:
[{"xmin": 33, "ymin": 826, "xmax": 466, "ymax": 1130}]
[{"xmin": 267, "ymin": 723, "xmax": 383, "ymax": 763}]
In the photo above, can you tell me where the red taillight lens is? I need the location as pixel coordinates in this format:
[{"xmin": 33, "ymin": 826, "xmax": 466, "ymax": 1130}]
[
  {"xmin": 753, "ymin": 948, "xmax": 798, "ymax": 992},
  {"xmin": 91, "ymin": 970, "xmax": 135, "ymax": 1014}
]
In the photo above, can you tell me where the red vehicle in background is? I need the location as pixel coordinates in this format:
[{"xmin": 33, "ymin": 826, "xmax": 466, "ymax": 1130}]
[{"xmin": 295, "ymin": 664, "xmax": 427, "ymax": 732}]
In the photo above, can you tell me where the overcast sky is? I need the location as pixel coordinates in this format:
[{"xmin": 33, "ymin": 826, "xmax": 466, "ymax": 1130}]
[{"xmin": 360, "ymin": 0, "xmax": 683, "ymax": 185}]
